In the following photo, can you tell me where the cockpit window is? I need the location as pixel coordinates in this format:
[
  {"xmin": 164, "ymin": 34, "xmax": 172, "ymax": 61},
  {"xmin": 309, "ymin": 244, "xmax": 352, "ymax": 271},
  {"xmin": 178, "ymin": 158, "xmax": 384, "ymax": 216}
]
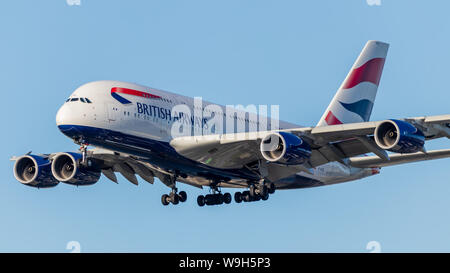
[{"xmin": 66, "ymin": 97, "xmax": 92, "ymax": 103}]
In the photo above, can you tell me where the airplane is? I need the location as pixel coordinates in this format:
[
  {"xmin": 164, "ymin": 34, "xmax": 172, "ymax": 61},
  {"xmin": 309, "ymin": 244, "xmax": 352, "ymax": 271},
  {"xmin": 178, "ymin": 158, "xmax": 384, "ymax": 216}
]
[{"xmin": 11, "ymin": 40, "xmax": 450, "ymax": 207}]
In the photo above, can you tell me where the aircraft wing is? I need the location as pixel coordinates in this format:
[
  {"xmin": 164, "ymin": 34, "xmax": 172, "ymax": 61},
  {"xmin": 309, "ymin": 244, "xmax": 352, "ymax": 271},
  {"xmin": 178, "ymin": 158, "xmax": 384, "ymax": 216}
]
[
  {"xmin": 170, "ymin": 114, "xmax": 450, "ymax": 170},
  {"xmin": 295, "ymin": 114, "xmax": 450, "ymax": 144},
  {"xmin": 348, "ymin": 149, "xmax": 450, "ymax": 168}
]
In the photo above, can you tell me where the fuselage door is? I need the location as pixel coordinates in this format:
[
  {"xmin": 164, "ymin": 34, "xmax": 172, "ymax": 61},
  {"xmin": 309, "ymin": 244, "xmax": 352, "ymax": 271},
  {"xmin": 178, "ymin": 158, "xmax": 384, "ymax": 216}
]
[{"xmin": 107, "ymin": 103, "xmax": 120, "ymax": 122}]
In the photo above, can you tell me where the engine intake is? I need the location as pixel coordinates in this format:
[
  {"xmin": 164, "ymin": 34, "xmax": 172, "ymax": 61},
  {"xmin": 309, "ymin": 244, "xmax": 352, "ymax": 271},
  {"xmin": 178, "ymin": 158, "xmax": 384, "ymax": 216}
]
[
  {"xmin": 13, "ymin": 155, "xmax": 59, "ymax": 188},
  {"xmin": 374, "ymin": 119, "xmax": 425, "ymax": 153},
  {"xmin": 260, "ymin": 132, "xmax": 311, "ymax": 165},
  {"xmin": 51, "ymin": 152, "xmax": 100, "ymax": 186}
]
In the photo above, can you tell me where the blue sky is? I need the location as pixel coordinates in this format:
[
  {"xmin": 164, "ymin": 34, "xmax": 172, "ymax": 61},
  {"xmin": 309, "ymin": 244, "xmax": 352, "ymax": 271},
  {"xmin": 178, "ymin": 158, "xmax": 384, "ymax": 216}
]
[{"xmin": 0, "ymin": 0, "xmax": 449, "ymax": 252}]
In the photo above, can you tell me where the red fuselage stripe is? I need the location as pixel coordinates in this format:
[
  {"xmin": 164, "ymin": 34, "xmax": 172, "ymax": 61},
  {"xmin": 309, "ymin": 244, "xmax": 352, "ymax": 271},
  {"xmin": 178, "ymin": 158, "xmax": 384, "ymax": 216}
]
[{"xmin": 111, "ymin": 87, "xmax": 161, "ymax": 99}]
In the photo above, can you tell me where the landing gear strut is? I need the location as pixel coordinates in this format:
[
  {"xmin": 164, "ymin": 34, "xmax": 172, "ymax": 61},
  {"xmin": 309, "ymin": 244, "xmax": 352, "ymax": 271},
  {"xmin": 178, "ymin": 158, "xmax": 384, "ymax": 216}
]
[{"xmin": 75, "ymin": 138, "xmax": 90, "ymax": 165}]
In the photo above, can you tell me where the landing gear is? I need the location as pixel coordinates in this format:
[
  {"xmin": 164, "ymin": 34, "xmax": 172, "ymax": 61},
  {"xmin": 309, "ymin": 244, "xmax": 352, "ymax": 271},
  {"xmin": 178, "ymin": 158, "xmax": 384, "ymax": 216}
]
[
  {"xmin": 197, "ymin": 185, "xmax": 232, "ymax": 207},
  {"xmin": 235, "ymin": 190, "xmax": 268, "ymax": 203},
  {"xmin": 197, "ymin": 195, "xmax": 205, "ymax": 207},
  {"xmin": 178, "ymin": 191, "xmax": 187, "ymax": 202},
  {"xmin": 234, "ymin": 182, "xmax": 275, "ymax": 203},
  {"xmin": 267, "ymin": 182, "xmax": 276, "ymax": 194},
  {"xmin": 76, "ymin": 139, "xmax": 90, "ymax": 165},
  {"xmin": 161, "ymin": 191, "xmax": 182, "ymax": 206},
  {"xmin": 197, "ymin": 192, "xmax": 232, "ymax": 206},
  {"xmin": 161, "ymin": 194, "xmax": 170, "ymax": 206},
  {"xmin": 234, "ymin": 192, "xmax": 242, "ymax": 203},
  {"xmin": 236, "ymin": 160, "xmax": 275, "ymax": 204},
  {"xmin": 249, "ymin": 184, "xmax": 268, "ymax": 198},
  {"xmin": 223, "ymin": 192, "xmax": 232, "ymax": 204},
  {"xmin": 161, "ymin": 180, "xmax": 187, "ymax": 206}
]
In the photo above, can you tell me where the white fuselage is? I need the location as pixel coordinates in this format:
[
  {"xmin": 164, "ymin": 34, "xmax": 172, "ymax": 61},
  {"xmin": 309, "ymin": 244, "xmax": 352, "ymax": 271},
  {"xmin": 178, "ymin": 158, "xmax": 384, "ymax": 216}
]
[{"xmin": 56, "ymin": 80, "xmax": 379, "ymax": 189}]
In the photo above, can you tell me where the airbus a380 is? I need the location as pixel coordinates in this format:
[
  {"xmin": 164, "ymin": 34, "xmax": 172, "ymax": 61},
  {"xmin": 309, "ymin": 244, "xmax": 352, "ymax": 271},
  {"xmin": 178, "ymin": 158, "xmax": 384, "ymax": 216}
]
[{"xmin": 11, "ymin": 40, "xmax": 450, "ymax": 206}]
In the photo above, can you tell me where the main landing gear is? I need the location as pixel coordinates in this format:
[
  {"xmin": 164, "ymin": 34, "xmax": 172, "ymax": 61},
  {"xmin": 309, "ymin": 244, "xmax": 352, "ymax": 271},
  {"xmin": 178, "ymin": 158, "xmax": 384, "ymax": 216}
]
[
  {"xmin": 196, "ymin": 182, "xmax": 277, "ymax": 206},
  {"xmin": 197, "ymin": 184, "xmax": 232, "ymax": 207},
  {"xmin": 197, "ymin": 192, "xmax": 232, "ymax": 207},
  {"xmin": 234, "ymin": 182, "xmax": 276, "ymax": 203}
]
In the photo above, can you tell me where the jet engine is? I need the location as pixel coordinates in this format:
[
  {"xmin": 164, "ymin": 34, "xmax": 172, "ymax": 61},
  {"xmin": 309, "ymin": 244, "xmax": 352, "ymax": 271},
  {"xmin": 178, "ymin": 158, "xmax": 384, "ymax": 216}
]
[
  {"xmin": 260, "ymin": 132, "xmax": 311, "ymax": 165},
  {"xmin": 51, "ymin": 152, "xmax": 101, "ymax": 186},
  {"xmin": 13, "ymin": 155, "xmax": 59, "ymax": 188},
  {"xmin": 374, "ymin": 119, "xmax": 425, "ymax": 153}
]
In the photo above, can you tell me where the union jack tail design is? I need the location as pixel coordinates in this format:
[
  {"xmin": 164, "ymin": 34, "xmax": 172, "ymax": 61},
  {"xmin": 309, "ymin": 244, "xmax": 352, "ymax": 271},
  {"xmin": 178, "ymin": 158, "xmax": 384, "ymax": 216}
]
[{"xmin": 317, "ymin": 40, "xmax": 389, "ymax": 126}]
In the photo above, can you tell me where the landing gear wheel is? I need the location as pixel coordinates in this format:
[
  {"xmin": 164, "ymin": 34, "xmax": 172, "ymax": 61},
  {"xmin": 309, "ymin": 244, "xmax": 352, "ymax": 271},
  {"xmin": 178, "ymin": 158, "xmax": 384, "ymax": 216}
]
[
  {"xmin": 268, "ymin": 182, "xmax": 276, "ymax": 194},
  {"xmin": 178, "ymin": 191, "xmax": 187, "ymax": 202},
  {"xmin": 223, "ymin": 193, "xmax": 232, "ymax": 204},
  {"xmin": 204, "ymin": 194, "xmax": 214, "ymax": 206},
  {"xmin": 234, "ymin": 192, "xmax": 242, "ymax": 203},
  {"xmin": 216, "ymin": 193, "xmax": 224, "ymax": 205},
  {"xmin": 161, "ymin": 194, "xmax": 170, "ymax": 206},
  {"xmin": 197, "ymin": 195, "xmax": 205, "ymax": 207},
  {"xmin": 261, "ymin": 192, "xmax": 269, "ymax": 201}
]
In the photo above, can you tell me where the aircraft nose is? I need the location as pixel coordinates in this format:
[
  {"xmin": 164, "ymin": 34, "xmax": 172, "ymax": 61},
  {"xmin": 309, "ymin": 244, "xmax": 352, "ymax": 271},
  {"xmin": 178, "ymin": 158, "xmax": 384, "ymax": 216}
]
[{"xmin": 56, "ymin": 104, "xmax": 70, "ymax": 126}]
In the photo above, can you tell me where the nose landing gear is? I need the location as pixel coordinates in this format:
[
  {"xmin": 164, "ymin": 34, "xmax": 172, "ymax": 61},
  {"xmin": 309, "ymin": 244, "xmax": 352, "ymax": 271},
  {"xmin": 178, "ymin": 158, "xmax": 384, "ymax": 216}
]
[
  {"xmin": 161, "ymin": 189, "xmax": 187, "ymax": 206},
  {"xmin": 160, "ymin": 174, "xmax": 188, "ymax": 206}
]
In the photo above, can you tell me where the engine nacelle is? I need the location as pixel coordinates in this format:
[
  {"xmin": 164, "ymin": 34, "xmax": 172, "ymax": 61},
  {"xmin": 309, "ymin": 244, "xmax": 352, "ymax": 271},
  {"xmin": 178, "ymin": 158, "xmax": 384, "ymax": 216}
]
[
  {"xmin": 260, "ymin": 132, "xmax": 311, "ymax": 165},
  {"xmin": 13, "ymin": 155, "xmax": 59, "ymax": 188},
  {"xmin": 374, "ymin": 119, "xmax": 425, "ymax": 154},
  {"xmin": 51, "ymin": 152, "xmax": 101, "ymax": 186}
]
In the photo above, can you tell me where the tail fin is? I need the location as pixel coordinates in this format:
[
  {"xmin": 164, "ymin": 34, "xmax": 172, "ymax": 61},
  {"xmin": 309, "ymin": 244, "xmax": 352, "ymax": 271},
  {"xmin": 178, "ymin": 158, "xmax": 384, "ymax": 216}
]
[{"xmin": 316, "ymin": 40, "xmax": 389, "ymax": 126}]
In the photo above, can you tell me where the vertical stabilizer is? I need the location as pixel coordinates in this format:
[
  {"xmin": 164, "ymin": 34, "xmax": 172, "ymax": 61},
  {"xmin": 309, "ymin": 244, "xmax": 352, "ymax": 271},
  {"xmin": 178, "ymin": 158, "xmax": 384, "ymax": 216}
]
[{"xmin": 317, "ymin": 40, "xmax": 389, "ymax": 126}]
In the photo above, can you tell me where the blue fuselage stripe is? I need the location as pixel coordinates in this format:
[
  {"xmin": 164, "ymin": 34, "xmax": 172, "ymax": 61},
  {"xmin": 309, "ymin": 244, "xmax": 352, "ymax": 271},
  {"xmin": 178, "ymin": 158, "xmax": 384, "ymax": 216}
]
[{"xmin": 57, "ymin": 124, "xmax": 259, "ymax": 182}]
